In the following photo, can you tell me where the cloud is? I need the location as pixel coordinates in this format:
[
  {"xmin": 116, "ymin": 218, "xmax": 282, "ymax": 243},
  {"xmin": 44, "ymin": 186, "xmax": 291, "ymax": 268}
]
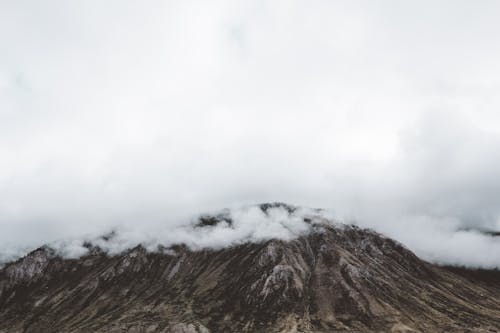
[
  {"xmin": 34, "ymin": 205, "xmax": 334, "ymax": 260},
  {"xmin": 2, "ymin": 1, "xmax": 500, "ymax": 267}
]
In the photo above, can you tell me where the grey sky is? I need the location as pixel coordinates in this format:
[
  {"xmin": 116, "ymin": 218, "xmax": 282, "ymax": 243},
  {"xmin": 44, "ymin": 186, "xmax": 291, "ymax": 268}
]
[{"xmin": 2, "ymin": 1, "xmax": 500, "ymax": 267}]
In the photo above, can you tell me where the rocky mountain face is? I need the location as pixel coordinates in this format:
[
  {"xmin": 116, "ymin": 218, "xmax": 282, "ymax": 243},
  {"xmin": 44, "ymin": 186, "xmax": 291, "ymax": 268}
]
[{"xmin": 1, "ymin": 209, "xmax": 500, "ymax": 332}]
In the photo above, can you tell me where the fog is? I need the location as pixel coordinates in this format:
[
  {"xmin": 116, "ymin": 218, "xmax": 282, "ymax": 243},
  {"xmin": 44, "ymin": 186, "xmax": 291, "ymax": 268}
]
[{"xmin": 2, "ymin": 1, "xmax": 500, "ymax": 267}]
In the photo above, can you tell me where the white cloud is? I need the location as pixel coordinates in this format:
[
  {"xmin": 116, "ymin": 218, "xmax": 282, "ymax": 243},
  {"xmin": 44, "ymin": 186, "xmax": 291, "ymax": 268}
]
[
  {"xmin": 2, "ymin": 1, "xmax": 500, "ymax": 267},
  {"xmin": 39, "ymin": 205, "xmax": 334, "ymax": 260}
]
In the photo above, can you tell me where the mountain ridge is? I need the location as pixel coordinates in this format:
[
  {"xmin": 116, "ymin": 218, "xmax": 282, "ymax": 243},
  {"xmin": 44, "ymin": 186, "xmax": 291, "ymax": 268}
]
[{"xmin": 1, "ymin": 207, "xmax": 500, "ymax": 332}]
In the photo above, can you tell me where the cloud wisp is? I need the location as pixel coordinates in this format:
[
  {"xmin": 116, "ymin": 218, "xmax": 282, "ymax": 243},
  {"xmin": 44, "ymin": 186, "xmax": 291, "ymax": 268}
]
[{"xmin": 21, "ymin": 205, "xmax": 333, "ymax": 261}]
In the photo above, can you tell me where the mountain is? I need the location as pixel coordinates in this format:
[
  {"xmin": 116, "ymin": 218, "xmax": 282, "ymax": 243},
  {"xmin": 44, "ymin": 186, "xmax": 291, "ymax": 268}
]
[{"xmin": 1, "ymin": 205, "xmax": 500, "ymax": 332}]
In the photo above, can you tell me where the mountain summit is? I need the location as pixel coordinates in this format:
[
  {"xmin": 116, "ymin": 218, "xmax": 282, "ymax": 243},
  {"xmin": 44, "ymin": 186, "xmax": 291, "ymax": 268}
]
[{"xmin": 1, "ymin": 205, "xmax": 500, "ymax": 332}]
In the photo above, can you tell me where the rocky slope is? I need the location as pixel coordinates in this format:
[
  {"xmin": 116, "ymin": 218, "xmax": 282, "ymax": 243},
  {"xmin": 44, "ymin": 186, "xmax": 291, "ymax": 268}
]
[{"xmin": 1, "ymin": 206, "xmax": 500, "ymax": 332}]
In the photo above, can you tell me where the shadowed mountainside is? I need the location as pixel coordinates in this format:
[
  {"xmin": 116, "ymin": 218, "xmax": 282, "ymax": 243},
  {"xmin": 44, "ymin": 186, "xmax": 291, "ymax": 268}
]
[{"xmin": 1, "ymin": 208, "xmax": 500, "ymax": 332}]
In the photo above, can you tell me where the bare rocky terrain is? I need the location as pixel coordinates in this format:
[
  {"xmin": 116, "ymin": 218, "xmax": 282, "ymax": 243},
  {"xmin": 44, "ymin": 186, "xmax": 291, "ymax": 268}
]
[{"xmin": 1, "ymin": 205, "xmax": 500, "ymax": 332}]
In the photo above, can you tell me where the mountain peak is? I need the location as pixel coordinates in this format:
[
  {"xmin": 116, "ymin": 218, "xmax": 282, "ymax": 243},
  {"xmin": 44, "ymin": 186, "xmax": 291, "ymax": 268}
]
[{"xmin": 2, "ymin": 218, "xmax": 500, "ymax": 332}]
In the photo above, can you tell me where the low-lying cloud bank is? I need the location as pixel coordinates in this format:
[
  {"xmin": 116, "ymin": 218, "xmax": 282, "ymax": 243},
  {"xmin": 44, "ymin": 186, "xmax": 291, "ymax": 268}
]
[
  {"xmin": 3, "ymin": 205, "xmax": 335, "ymax": 263},
  {"xmin": 3, "ymin": 203, "xmax": 500, "ymax": 270}
]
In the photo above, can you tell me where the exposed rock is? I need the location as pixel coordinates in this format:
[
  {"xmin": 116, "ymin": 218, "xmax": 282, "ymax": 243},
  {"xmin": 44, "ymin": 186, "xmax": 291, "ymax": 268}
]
[{"xmin": 1, "ymin": 220, "xmax": 500, "ymax": 332}]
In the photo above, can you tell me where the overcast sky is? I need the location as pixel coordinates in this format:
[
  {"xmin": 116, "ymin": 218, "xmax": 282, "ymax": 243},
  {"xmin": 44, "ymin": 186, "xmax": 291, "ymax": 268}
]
[{"xmin": 2, "ymin": 0, "xmax": 500, "ymax": 267}]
